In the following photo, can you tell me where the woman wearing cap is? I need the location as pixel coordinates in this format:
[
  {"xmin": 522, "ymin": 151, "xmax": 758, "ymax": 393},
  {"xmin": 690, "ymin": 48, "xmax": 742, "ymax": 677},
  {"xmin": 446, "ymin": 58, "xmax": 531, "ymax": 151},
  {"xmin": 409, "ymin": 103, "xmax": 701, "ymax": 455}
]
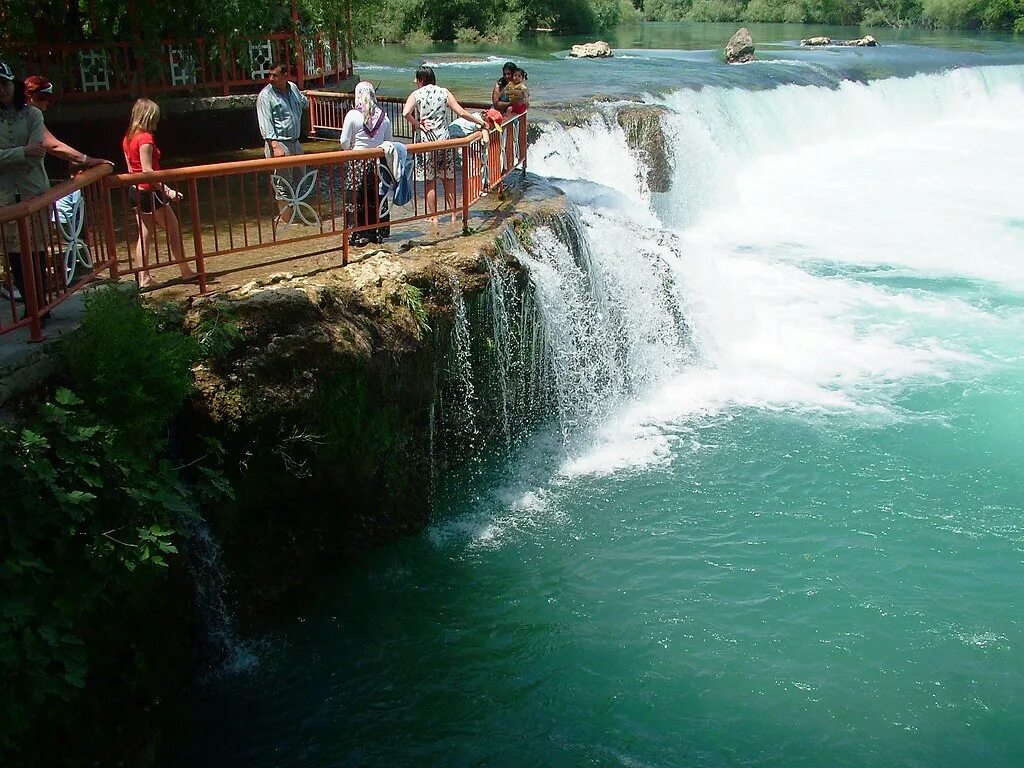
[
  {"xmin": 122, "ymin": 98, "xmax": 195, "ymax": 288},
  {"xmin": 24, "ymin": 75, "xmax": 110, "ymax": 168},
  {"xmin": 0, "ymin": 61, "xmax": 50, "ymax": 319}
]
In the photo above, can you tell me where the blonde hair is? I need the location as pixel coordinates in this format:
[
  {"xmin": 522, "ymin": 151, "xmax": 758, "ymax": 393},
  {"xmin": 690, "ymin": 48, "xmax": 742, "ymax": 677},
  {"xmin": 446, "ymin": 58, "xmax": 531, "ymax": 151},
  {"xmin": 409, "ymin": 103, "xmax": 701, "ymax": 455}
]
[{"xmin": 125, "ymin": 98, "xmax": 160, "ymax": 138}]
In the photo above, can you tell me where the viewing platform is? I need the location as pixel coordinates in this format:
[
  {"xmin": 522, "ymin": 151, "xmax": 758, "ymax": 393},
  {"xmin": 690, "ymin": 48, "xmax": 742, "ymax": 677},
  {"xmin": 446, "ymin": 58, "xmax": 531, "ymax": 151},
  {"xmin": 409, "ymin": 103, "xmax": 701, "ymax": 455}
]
[{"xmin": 0, "ymin": 93, "xmax": 529, "ymax": 360}]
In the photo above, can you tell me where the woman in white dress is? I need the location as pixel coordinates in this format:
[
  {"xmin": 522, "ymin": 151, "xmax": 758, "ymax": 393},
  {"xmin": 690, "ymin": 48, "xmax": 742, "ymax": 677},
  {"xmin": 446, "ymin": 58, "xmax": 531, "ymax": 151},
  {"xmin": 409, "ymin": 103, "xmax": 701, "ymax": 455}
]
[{"xmin": 402, "ymin": 66, "xmax": 486, "ymax": 225}]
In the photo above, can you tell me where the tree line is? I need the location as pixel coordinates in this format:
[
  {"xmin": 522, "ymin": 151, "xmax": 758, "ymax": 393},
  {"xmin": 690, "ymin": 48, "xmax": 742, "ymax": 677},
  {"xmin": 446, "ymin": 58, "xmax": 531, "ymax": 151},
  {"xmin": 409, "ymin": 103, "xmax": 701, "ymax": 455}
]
[
  {"xmin": 1, "ymin": 0, "xmax": 1021, "ymax": 60},
  {"xmin": 350, "ymin": 0, "xmax": 1022, "ymax": 43}
]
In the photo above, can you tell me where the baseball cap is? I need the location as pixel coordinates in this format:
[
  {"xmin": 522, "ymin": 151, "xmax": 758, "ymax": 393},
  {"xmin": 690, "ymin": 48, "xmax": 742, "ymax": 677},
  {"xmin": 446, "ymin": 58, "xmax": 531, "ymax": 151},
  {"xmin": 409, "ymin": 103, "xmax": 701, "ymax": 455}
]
[
  {"xmin": 24, "ymin": 75, "xmax": 54, "ymax": 98},
  {"xmin": 0, "ymin": 62, "xmax": 14, "ymax": 81}
]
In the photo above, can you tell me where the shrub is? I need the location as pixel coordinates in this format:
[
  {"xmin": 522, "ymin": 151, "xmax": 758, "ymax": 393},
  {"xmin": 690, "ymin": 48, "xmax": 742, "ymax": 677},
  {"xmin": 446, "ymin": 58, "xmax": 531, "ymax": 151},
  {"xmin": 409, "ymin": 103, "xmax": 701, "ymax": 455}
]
[
  {"xmin": 619, "ymin": 0, "xmax": 645, "ymax": 22},
  {"xmin": 688, "ymin": 0, "xmax": 744, "ymax": 20},
  {"xmin": 62, "ymin": 288, "xmax": 198, "ymax": 451},
  {"xmin": 0, "ymin": 390, "xmax": 191, "ymax": 758},
  {"xmin": 403, "ymin": 28, "xmax": 434, "ymax": 47},
  {"xmin": 455, "ymin": 26, "xmax": 483, "ymax": 44}
]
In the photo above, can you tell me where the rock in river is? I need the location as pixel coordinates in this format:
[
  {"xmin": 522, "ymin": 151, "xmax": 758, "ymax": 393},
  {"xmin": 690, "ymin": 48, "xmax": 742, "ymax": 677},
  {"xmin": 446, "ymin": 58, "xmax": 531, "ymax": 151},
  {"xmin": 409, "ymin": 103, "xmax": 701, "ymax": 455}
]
[
  {"xmin": 725, "ymin": 28, "xmax": 755, "ymax": 64},
  {"xmin": 570, "ymin": 41, "xmax": 613, "ymax": 58}
]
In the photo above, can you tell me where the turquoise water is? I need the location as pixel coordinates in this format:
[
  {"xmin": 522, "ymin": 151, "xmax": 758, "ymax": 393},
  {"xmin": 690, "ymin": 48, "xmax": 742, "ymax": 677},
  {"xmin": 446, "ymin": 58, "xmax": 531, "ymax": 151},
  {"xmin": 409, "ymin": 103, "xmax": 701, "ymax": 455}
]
[{"xmin": 166, "ymin": 28, "xmax": 1024, "ymax": 768}]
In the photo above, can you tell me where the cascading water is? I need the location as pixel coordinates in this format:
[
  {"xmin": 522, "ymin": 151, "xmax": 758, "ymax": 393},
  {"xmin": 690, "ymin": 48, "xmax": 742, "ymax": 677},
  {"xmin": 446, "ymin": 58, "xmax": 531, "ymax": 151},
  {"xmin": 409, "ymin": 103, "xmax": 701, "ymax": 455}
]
[
  {"xmin": 181, "ymin": 516, "xmax": 258, "ymax": 677},
  {"xmin": 168, "ymin": 56, "xmax": 1024, "ymax": 768}
]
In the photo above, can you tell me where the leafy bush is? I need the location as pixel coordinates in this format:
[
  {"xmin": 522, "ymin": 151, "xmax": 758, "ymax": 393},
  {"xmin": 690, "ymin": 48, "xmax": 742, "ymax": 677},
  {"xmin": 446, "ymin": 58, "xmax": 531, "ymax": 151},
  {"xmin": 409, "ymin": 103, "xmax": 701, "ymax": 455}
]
[
  {"xmin": 688, "ymin": 0, "xmax": 744, "ymax": 19},
  {"xmin": 744, "ymin": 0, "xmax": 806, "ymax": 21},
  {"xmin": 455, "ymin": 25, "xmax": 483, "ymax": 43},
  {"xmin": 619, "ymin": 0, "xmax": 646, "ymax": 22},
  {"xmin": 0, "ymin": 390, "xmax": 191, "ymax": 757},
  {"xmin": 63, "ymin": 288, "xmax": 199, "ymax": 450},
  {"xmin": 403, "ymin": 28, "xmax": 434, "ymax": 47}
]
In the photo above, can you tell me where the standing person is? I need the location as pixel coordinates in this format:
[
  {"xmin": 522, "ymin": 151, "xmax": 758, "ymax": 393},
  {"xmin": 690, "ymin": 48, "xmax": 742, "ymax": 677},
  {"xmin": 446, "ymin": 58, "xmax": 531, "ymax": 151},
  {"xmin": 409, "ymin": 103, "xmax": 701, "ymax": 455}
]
[
  {"xmin": 0, "ymin": 61, "xmax": 50, "ymax": 320},
  {"xmin": 492, "ymin": 61, "xmax": 516, "ymax": 112},
  {"xmin": 402, "ymin": 65, "xmax": 485, "ymax": 226},
  {"xmin": 256, "ymin": 64, "xmax": 309, "ymax": 217},
  {"xmin": 339, "ymin": 81, "xmax": 393, "ymax": 246},
  {"xmin": 24, "ymin": 76, "xmax": 111, "ymax": 168},
  {"xmin": 121, "ymin": 98, "xmax": 195, "ymax": 288}
]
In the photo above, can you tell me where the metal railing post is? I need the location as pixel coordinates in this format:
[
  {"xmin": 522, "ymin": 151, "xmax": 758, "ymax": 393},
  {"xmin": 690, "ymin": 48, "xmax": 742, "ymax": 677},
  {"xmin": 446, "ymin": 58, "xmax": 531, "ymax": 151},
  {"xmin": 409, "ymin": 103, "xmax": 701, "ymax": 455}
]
[
  {"xmin": 102, "ymin": 178, "xmax": 120, "ymax": 280},
  {"xmin": 187, "ymin": 179, "xmax": 208, "ymax": 293},
  {"xmin": 521, "ymin": 114, "xmax": 528, "ymax": 173},
  {"xmin": 461, "ymin": 143, "xmax": 471, "ymax": 235},
  {"xmin": 341, "ymin": 159, "xmax": 350, "ymax": 266},
  {"xmin": 17, "ymin": 218, "xmax": 43, "ymax": 342}
]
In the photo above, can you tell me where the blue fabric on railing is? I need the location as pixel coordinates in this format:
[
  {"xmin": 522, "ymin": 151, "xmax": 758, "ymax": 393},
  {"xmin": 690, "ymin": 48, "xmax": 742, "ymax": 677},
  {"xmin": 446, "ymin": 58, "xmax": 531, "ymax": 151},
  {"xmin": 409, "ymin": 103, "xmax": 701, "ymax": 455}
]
[{"xmin": 379, "ymin": 141, "xmax": 412, "ymax": 206}]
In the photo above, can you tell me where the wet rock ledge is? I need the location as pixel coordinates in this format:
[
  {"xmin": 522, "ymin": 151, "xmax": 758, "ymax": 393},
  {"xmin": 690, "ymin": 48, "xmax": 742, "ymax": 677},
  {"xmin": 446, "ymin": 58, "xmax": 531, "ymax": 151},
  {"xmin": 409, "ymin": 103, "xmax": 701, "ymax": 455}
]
[{"xmin": 181, "ymin": 174, "xmax": 567, "ymax": 610}]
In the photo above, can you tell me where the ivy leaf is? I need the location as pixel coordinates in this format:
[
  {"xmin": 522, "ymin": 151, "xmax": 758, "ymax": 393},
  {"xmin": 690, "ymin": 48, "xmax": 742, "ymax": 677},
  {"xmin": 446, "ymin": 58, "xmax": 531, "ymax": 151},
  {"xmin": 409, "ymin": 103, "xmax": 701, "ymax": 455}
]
[
  {"xmin": 20, "ymin": 429, "xmax": 49, "ymax": 450},
  {"xmin": 54, "ymin": 389, "xmax": 83, "ymax": 406},
  {"xmin": 63, "ymin": 490, "xmax": 97, "ymax": 505}
]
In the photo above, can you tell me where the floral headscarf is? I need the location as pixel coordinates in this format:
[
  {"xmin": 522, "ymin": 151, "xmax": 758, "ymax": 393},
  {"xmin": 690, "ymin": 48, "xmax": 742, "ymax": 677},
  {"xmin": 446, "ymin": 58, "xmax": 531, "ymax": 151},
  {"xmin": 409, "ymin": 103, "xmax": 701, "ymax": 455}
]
[{"xmin": 354, "ymin": 81, "xmax": 384, "ymax": 137}]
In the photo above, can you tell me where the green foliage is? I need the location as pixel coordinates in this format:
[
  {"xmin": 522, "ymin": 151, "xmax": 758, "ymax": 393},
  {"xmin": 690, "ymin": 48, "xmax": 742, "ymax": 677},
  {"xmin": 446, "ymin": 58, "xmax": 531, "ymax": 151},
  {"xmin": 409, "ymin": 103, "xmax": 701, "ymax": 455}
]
[
  {"xmin": 404, "ymin": 29, "xmax": 435, "ymax": 47},
  {"xmin": 0, "ymin": 391, "xmax": 192, "ymax": 756},
  {"xmin": 744, "ymin": 0, "xmax": 807, "ymax": 21},
  {"xmin": 0, "ymin": 289, "xmax": 231, "ymax": 762},
  {"xmin": 194, "ymin": 306, "xmax": 245, "ymax": 360},
  {"xmin": 688, "ymin": 0, "xmax": 745, "ymax": 19},
  {"xmin": 399, "ymin": 284, "xmax": 432, "ymax": 333},
  {"xmin": 455, "ymin": 26, "xmax": 484, "ymax": 43},
  {"xmin": 63, "ymin": 288, "xmax": 199, "ymax": 450},
  {"xmin": 619, "ymin": 0, "xmax": 646, "ymax": 23}
]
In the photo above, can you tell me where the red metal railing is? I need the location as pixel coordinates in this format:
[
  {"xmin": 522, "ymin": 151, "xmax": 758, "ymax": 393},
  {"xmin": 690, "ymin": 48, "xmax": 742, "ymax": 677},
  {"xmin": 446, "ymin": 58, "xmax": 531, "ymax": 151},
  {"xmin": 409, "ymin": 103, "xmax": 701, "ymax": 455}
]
[
  {"xmin": 0, "ymin": 113, "xmax": 529, "ymax": 340},
  {"xmin": 308, "ymin": 92, "xmax": 494, "ymax": 142},
  {"xmin": 1, "ymin": 29, "xmax": 351, "ymax": 101},
  {"xmin": 0, "ymin": 164, "xmax": 116, "ymax": 341}
]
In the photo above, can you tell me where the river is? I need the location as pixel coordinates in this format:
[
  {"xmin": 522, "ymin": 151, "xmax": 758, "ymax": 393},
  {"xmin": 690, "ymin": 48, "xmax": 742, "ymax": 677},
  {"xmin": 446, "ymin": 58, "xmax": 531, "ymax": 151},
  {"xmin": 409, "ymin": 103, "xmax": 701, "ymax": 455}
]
[{"xmin": 164, "ymin": 23, "xmax": 1024, "ymax": 767}]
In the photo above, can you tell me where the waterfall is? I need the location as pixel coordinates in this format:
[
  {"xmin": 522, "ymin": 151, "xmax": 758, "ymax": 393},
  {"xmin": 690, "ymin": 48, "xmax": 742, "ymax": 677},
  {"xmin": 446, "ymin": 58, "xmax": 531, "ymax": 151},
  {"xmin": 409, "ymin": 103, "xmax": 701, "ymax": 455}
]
[
  {"xmin": 182, "ymin": 515, "xmax": 258, "ymax": 677},
  {"xmin": 432, "ymin": 63, "xmax": 1024, "ymax": 477}
]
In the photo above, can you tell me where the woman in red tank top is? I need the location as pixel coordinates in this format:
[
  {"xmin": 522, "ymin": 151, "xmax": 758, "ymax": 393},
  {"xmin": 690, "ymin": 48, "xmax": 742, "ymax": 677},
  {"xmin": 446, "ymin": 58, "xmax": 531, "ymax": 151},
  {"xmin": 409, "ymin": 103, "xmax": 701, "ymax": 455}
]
[{"xmin": 122, "ymin": 98, "xmax": 195, "ymax": 287}]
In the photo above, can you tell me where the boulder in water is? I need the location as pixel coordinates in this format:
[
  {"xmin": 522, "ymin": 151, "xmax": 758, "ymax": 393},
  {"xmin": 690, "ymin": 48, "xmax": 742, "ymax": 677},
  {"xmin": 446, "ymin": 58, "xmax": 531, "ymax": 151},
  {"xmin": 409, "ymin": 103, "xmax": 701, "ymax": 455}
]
[
  {"xmin": 801, "ymin": 34, "xmax": 878, "ymax": 47},
  {"xmin": 570, "ymin": 41, "xmax": 613, "ymax": 58},
  {"xmin": 725, "ymin": 28, "xmax": 755, "ymax": 64},
  {"xmin": 616, "ymin": 105, "xmax": 672, "ymax": 194}
]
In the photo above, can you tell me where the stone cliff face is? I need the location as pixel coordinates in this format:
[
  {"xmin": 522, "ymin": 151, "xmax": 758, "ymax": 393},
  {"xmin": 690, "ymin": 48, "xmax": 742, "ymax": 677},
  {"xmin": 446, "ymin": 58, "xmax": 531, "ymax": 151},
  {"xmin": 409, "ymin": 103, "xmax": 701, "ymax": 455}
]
[{"xmin": 181, "ymin": 177, "xmax": 567, "ymax": 610}]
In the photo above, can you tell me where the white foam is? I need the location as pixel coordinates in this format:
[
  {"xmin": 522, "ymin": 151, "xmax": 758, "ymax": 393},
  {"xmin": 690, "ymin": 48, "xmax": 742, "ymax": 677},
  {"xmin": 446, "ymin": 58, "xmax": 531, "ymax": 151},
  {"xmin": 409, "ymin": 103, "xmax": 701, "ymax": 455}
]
[{"xmin": 532, "ymin": 66, "xmax": 1024, "ymax": 479}]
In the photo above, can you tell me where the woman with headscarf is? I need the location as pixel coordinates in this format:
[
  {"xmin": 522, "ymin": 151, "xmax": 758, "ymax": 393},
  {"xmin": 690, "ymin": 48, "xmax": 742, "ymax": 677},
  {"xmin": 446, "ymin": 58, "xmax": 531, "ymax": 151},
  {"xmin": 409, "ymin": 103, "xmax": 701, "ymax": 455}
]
[
  {"xmin": 340, "ymin": 81, "xmax": 394, "ymax": 246},
  {"xmin": 0, "ymin": 61, "xmax": 50, "ymax": 321}
]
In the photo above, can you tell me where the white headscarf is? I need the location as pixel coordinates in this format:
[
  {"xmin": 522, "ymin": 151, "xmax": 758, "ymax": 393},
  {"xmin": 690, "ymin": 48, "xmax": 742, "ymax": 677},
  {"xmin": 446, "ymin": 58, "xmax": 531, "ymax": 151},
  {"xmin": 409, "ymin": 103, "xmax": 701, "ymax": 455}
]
[{"xmin": 354, "ymin": 81, "xmax": 384, "ymax": 136}]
